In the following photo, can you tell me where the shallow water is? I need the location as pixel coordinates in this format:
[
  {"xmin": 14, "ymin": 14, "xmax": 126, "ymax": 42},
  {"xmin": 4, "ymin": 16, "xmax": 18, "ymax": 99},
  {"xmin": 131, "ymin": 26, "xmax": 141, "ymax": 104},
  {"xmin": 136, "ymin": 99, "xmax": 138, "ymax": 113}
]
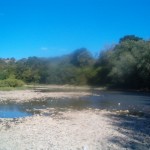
[
  {"xmin": 0, "ymin": 102, "xmax": 33, "ymax": 118},
  {"xmin": 0, "ymin": 91, "xmax": 150, "ymax": 118}
]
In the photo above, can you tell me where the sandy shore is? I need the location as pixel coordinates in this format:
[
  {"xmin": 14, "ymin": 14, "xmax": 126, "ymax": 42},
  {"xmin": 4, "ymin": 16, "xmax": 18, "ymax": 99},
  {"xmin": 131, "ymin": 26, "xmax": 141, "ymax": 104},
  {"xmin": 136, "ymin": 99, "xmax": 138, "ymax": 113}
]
[{"xmin": 0, "ymin": 88, "xmax": 150, "ymax": 149}]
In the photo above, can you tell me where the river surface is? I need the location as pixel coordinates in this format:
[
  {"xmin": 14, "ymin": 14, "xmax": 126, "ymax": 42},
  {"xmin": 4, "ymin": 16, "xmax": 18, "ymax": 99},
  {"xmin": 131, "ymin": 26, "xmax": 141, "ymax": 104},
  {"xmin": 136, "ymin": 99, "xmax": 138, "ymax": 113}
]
[{"xmin": 0, "ymin": 91, "xmax": 150, "ymax": 118}]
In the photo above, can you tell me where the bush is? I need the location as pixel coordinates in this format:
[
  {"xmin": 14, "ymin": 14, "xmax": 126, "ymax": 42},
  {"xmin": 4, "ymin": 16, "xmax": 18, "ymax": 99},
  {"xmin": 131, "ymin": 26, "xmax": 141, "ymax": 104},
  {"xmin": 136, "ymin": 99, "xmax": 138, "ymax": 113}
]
[{"xmin": 0, "ymin": 79, "xmax": 25, "ymax": 87}]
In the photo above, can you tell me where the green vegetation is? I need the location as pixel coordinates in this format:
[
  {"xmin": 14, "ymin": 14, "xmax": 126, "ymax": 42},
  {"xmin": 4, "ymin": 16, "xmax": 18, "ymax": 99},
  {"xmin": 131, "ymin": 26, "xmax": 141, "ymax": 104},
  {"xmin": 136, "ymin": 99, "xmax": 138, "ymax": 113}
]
[
  {"xmin": 0, "ymin": 78, "xmax": 25, "ymax": 87},
  {"xmin": 94, "ymin": 35, "xmax": 150, "ymax": 89},
  {"xmin": 0, "ymin": 35, "xmax": 150, "ymax": 90}
]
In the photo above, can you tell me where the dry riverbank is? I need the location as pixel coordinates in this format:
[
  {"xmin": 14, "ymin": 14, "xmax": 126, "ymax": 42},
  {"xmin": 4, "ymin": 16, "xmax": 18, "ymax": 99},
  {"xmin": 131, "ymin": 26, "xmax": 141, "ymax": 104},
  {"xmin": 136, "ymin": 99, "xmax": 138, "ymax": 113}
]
[
  {"xmin": 0, "ymin": 86, "xmax": 150, "ymax": 150},
  {"xmin": 0, "ymin": 89, "xmax": 90, "ymax": 103},
  {"xmin": 0, "ymin": 110, "xmax": 126, "ymax": 150}
]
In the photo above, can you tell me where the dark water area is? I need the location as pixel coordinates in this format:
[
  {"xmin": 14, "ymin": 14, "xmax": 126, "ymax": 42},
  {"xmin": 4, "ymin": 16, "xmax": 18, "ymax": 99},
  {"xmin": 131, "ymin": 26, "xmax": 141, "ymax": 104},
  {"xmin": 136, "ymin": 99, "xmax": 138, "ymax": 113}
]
[{"xmin": 0, "ymin": 91, "xmax": 150, "ymax": 118}]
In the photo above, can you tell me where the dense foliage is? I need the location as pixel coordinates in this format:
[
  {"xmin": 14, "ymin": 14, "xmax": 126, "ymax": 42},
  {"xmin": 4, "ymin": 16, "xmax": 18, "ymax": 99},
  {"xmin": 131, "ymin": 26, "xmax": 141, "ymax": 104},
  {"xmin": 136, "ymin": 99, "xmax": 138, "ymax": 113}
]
[
  {"xmin": 0, "ymin": 35, "xmax": 150, "ymax": 89},
  {"xmin": 0, "ymin": 48, "xmax": 94, "ymax": 86},
  {"xmin": 94, "ymin": 35, "xmax": 150, "ymax": 89},
  {"xmin": 0, "ymin": 78, "xmax": 24, "ymax": 87}
]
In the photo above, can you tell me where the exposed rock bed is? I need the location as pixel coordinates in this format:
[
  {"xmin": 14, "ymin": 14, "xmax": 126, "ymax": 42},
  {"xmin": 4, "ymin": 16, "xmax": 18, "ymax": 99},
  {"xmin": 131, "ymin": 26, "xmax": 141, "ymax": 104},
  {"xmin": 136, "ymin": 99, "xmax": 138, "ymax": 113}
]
[
  {"xmin": 0, "ymin": 89, "xmax": 90, "ymax": 103},
  {"xmin": 0, "ymin": 87, "xmax": 149, "ymax": 150},
  {"xmin": 0, "ymin": 110, "xmax": 125, "ymax": 150}
]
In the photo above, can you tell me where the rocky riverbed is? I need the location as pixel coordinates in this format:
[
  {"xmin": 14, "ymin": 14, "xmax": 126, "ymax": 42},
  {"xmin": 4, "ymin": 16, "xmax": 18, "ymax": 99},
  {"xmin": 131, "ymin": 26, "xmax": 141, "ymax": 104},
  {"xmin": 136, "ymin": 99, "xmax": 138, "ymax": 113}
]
[{"xmin": 0, "ymin": 86, "xmax": 150, "ymax": 150}]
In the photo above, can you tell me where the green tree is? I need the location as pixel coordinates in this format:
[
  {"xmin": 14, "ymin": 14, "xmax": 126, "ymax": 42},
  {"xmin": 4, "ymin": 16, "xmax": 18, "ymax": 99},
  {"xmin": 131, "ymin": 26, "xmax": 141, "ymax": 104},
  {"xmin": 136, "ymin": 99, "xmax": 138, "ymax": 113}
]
[
  {"xmin": 71, "ymin": 48, "xmax": 94, "ymax": 67},
  {"xmin": 119, "ymin": 35, "xmax": 143, "ymax": 43},
  {"xmin": 94, "ymin": 35, "xmax": 150, "ymax": 89}
]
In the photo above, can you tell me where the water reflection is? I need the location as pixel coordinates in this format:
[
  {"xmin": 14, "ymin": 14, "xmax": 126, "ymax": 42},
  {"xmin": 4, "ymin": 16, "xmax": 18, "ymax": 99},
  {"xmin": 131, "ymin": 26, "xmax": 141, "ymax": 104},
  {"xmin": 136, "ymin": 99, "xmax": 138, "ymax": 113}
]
[
  {"xmin": 0, "ymin": 91, "xmax": 150, "ymax": 118},
  {"xmin": 0, "ymin": 102, "xmax": 32, "ymax": 118}
]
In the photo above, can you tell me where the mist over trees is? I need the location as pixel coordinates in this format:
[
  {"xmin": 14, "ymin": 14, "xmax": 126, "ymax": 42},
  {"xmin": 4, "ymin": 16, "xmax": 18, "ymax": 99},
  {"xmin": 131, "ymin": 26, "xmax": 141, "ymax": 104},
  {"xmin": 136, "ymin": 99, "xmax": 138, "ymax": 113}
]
[{"xmin": 0, "ymin": 35, "xmax": 150, "ymax": 89}]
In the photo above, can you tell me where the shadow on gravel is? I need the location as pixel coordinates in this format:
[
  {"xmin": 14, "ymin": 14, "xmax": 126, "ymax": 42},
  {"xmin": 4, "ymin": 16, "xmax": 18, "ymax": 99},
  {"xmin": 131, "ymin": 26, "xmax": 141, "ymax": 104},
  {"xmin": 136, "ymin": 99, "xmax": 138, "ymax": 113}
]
[{"xmin": 106, "ymin": 113, "xmax": 150, "ymax": 150}]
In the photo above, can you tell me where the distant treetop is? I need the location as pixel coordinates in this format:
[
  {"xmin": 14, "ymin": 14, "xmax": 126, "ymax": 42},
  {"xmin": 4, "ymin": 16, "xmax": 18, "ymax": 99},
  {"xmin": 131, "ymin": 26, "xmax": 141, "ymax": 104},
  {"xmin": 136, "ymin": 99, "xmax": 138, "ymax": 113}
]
[{"xmin": 119, "ymin": 35, "xmax": 143, "ymax": 43}]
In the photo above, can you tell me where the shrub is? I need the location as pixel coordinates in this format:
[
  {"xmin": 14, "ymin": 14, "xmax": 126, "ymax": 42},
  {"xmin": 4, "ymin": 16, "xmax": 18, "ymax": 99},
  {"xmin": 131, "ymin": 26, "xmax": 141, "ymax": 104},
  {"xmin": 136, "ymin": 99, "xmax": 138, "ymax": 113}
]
[{"xmin": 0, "ymin": 79, "xmax": 25, "ymax": 87}]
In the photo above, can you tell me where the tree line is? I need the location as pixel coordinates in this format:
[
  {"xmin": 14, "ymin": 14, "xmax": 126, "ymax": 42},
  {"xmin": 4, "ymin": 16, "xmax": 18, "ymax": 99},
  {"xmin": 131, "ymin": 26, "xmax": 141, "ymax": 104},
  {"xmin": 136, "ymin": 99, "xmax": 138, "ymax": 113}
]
[{"xmin": 0, "ymin": 35, "xmax": 150, "ymax": 89}]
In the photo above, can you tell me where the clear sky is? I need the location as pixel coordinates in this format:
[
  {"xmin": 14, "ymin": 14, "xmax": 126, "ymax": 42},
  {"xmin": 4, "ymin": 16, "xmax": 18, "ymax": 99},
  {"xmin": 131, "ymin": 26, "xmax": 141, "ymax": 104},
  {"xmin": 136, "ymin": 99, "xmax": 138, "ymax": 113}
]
[{"xmin": 0, "ymin": 0, "xmax": 150, "ymax": 59}]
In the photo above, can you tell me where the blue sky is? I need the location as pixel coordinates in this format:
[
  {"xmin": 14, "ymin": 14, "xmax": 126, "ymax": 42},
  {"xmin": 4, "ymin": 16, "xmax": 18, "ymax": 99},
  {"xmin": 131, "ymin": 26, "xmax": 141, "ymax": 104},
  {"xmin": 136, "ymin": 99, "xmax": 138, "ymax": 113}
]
[{"xmin": 0, "ymin": 0, "xmax": 150, "ymax": 59}]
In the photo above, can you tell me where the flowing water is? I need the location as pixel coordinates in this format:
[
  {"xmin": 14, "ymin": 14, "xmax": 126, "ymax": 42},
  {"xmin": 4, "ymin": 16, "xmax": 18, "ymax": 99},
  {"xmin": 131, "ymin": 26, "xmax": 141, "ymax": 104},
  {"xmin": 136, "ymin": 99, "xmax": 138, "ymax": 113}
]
[{"xmin": 0, "ymin": 91, "xmax": 150, "ymax": 118}]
